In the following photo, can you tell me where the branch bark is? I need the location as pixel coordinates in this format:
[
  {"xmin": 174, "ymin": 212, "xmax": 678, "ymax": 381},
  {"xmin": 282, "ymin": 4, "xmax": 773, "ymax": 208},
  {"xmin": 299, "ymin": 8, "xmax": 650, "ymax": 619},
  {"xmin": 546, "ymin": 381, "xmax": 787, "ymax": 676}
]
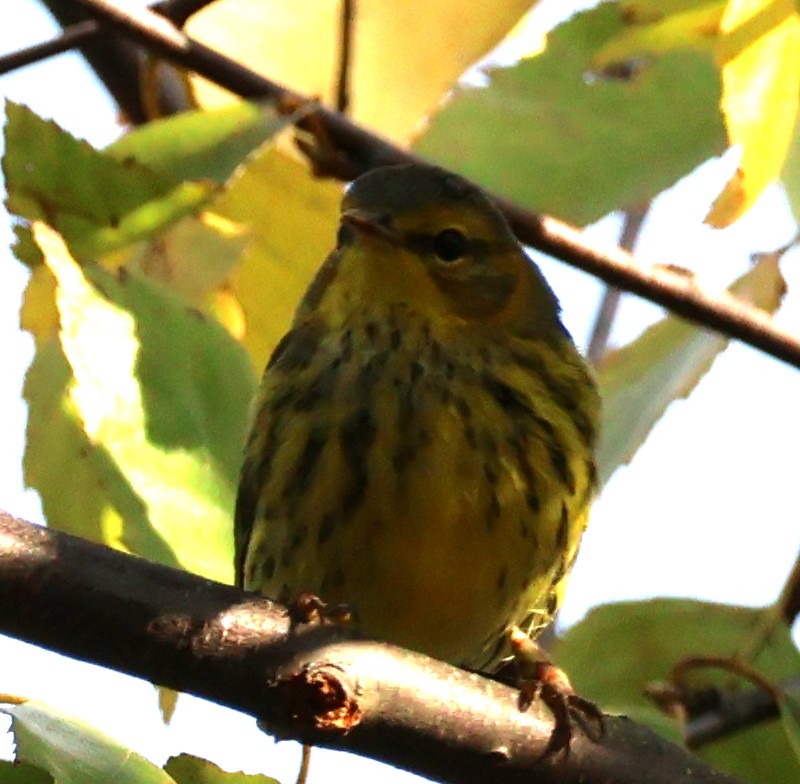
[{"xmin": 0, "ymin": 510, "xmax": 744, "ymax": 784}]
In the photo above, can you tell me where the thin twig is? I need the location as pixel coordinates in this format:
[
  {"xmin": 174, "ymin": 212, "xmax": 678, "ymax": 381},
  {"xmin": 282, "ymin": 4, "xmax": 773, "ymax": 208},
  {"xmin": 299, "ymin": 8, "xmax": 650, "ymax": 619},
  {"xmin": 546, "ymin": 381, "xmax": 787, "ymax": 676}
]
[
  {"xmin": 671, "ymin": 656, "xmax": 782, "ymax": 702},
  {"xmin": 586, "ymin": 203, "xmax": 649, "ymax": 364},
  {"xmin": 0, "ymin": 19, "xmax": 98, "ymax": 75},
  {"xmin": 21, "ymin": 0, "xmax": 800, "ymax": 372},
  {"xmin": 0, "ymin": 0, "xmax": 231, "ymax": 79},
  {"xmin": 6, "ymin": 0, "xmax": 218, "ymax": 119},
  {"xmin": 587, "ymin": 290, "xmax": 622, "ymax": 365},
  {"xmin": 335, "ymin": 0, "xmax": 355, "ymax": 113},
  {"xmin": 664, "ymin": 657, "xmax": 800, "ymax": 750}
]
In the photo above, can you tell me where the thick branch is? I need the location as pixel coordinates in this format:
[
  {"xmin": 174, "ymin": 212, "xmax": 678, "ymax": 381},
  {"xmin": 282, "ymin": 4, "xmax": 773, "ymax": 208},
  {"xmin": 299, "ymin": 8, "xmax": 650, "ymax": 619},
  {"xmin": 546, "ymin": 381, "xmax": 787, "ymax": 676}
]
[{"xmin": 0, "ymin": 510, "xmax": 743, "ymax": 784}]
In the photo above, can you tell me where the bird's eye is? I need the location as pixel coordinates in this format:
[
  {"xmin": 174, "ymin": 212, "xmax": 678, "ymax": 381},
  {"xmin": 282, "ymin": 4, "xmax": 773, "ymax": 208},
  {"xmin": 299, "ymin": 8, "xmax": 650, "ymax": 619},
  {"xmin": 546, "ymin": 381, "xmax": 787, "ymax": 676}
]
[{"xmin": 432, "ymin": 228, "xmax": 469, "ymax": 262}]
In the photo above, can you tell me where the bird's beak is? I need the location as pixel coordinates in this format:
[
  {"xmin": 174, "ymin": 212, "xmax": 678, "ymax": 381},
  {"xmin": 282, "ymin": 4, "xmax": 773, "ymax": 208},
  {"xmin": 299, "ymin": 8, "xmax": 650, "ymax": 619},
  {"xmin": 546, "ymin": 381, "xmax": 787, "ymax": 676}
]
[{"xmin": 341, "ymin": 208, "xmax": 402, "ymax": 246}]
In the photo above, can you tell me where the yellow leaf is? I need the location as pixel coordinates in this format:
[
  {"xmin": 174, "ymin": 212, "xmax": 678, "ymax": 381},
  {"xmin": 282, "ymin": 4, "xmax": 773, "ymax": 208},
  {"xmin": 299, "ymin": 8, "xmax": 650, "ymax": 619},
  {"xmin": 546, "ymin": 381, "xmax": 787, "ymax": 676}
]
[
  {"xmin": 707, "ymin": 0, "xmax": 800, "ymax": 226},
  {"xmin": 215, "ymin": 145, "xmax": 343, "ymax": 369},
  {"xmin": 592, "ymin": 3, "xmax": 723, "ymax": 68},
  {"xmin": 591, "ymin": 0, "xmax": 800, "ymax": 226},
  {"xmin": 19, "ymin": 263, "xmax": 58, "ymax": 347},
  {"xmin": 186, "ymin": 0, "xmax": 535, "ymax": 143}
]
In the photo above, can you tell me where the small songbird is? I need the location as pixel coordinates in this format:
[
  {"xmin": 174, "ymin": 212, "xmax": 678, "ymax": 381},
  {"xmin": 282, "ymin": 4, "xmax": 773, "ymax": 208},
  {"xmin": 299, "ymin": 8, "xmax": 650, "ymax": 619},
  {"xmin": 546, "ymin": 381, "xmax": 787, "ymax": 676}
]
[{"xmin": 235, "ymin": 162, "xmax": 599, "ymax": 707}]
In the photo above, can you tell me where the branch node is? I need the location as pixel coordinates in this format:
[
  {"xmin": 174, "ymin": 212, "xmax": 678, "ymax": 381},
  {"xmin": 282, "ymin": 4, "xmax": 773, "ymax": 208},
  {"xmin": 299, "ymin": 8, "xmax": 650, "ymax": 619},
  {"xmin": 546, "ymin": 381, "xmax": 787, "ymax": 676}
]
[{"xmin": 276, "ymin": 662, "xmax": 363, "ymax": 735}]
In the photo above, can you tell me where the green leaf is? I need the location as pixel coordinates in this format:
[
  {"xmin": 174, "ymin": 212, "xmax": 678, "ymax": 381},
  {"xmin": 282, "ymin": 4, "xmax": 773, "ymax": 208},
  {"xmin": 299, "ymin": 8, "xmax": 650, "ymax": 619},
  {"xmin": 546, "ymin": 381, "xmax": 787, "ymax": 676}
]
[
  {"xmin": 165, "ymin": 754, "xmax": 278, "ymax": 784},
  {"xmin": 415, "ymin": 4, "xmax": 726, "ymax": 224},
  {"xmin": 778, "ymin": 689, "xmax": 800, "ymax": 764},
  {"xmin": 780, "ymin": 113, "xmax": 800, "ymax": 224},
  {"xmin": 555, "ymin": 599, "xmax": 800, "ymax": 784},
  {"xmin": 590, "ymin": 0, "xmax": 800, "ymax": 227},
  {"xmin": 0, "ymin": 698, "xmax": 174, "ymax": 784},
  {"xmin": 107, "ymin": 102, "xmax": 288, "ymax": 185},
  {"xmin": 23, "ymin": 224, "xmax": 256, "ymax": 582},
  {"xmin": 595, "ymin": 253, "xmax": 786, "ymax": 485},
  {"xmin": 2, "ymin": 102, "xmax": 213, "ymax": 261},
  {"xmin": 0, "ymin": 759, "xmax": 54, "ymax": 784}
]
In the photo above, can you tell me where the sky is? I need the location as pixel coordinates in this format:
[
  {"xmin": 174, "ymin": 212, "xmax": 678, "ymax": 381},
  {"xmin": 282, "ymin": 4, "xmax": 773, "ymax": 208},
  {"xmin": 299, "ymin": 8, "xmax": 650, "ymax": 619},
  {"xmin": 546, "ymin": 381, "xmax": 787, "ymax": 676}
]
[{"xmin": 1, "ymin": 2, "xmax": 800, "ymax": 783}]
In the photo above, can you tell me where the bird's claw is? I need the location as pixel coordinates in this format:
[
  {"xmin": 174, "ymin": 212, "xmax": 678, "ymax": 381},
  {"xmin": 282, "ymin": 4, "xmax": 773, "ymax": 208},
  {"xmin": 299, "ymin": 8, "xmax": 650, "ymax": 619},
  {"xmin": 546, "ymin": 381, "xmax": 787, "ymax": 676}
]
[
  {"xmin": 509, "ymin": 627, "xmax": 605, "ymax": 757},
  {"xmin": 281, "ymin": 590, "xmax": 353, "ymax": 632}
]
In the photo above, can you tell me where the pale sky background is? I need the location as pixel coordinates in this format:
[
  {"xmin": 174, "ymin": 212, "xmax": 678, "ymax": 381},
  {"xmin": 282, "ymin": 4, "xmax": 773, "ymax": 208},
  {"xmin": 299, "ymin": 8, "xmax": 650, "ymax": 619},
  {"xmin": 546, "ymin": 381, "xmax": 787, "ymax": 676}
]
[{"xmin": 1, "ymin": 2, "xmax": 800, "ymax": 783}]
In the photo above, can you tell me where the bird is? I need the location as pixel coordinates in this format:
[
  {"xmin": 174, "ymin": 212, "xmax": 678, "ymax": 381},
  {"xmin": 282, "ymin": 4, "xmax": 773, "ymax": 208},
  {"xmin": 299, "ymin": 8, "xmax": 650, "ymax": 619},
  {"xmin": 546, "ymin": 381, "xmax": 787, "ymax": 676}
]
[{"xmin": 234, "ymin": 161, "xmax": 600, "ymax": 733}]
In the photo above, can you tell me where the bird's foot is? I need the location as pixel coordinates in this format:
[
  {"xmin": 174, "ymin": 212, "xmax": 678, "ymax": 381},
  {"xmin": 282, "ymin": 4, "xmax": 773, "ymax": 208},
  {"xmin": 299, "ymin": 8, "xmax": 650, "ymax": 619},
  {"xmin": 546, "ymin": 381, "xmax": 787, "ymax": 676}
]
[
  {"xmin": 280, "ymin": 590, "xmax": 353, "ymax": 632},
  {"xmin": 509, "ymin": 627, "xmax": 605, "ymax": 757}
]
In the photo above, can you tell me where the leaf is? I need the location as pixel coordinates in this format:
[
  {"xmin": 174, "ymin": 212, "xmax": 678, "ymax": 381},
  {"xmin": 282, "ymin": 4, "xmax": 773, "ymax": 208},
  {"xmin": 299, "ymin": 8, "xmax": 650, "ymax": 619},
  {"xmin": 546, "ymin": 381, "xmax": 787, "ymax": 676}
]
[
  {"xmin": 707, "ymin": 0, "xmax": 800, "ymax": 226},
  {"xmin": 213, "ymin": 147, "xmax": 343, "ymax": 369},
  {"xmin": 4, "ymin": 103, "xmax": 269, "ymax": 340},
  {"xmin": 779, "ymin": 111, "xmax": 800, "ymax": 223},
  {"xmin": 3, "ymin": 103, "xmax": 213, "ymax": 261},
  {"xmin": 415, "ymin": 4, "xmax": 726, "ymax": 225},
  {"xmin": 592, "ymin": 1, "xmax": 725, "ymax": 66},
  {"xmin": 595, "ymin": 252, "xmax": 786, "ymax": 485},
  {"xmin": 590, "ymin": 0, "xmax": 800, "ymax": 227},
  {"xmin": 555, "ymin": 599, "xmax": 800, "ymax": 784},
  {"xmin": 22, "ymin": 223, "xmax": 256, "ymax": 582},
  {"xmin": 0, "ymin": 760, "xmax": 54, "ymax": 784},
  {"xmin": 777, "ymin": 689, "xmax": 800, "ymax": 764},
  {"xmin": 185, "ymin": 0, "xmax": 534, "ymax": 143},
  {"xmin": 107, "ymin": 102, "xmax": 288, "ymax": 185},
  {"xmin": 0, "ymin": 698, "xmax": 174, "ymax": 784},
  {"xmin": 106, "ymin": 211, "xmax": 250, "ymax": 339},
  {"xmin": 616, "ymin": 0, "xmax": 719, "ymax": 17},
  {"xmin": 157, "ymin": 688, "xmax": 179, "ymax": 726},
  {"xmin": 165, "ymin": 754, "xmax": 278, "ymax": 784}
]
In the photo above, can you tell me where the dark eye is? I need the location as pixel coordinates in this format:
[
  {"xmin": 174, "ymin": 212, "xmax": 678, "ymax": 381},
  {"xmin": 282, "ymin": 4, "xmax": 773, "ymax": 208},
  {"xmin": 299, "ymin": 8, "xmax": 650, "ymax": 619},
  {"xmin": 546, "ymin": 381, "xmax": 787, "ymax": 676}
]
[{"xmin": 432, "ymin": 228, "xmax": 469, "ymax": 262}]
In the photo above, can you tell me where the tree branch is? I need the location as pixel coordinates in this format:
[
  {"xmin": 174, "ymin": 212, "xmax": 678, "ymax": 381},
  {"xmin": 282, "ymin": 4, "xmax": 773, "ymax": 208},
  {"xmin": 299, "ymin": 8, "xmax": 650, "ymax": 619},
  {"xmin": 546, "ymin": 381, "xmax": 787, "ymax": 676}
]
[
  {"xmin": 0, "ymin": 510, "xmax": 744, "ymax": 784},
  {"xmin": 684, "ymin": 677, "xmax": 800, "ymax": 749},
  {"xmin": 0, "ymin": 18, "xmax": 99, "ymax": 75},
  {"xmin": 32, "ymin": 0, "xmax": 215, "ymax": 121},
  {"xmin": 55, "ymin": 0, "xmax": 800, "ymax": 372},
  {"xmin": 335, "ymin": 0, "xmax": 355, "ymax": 113}
]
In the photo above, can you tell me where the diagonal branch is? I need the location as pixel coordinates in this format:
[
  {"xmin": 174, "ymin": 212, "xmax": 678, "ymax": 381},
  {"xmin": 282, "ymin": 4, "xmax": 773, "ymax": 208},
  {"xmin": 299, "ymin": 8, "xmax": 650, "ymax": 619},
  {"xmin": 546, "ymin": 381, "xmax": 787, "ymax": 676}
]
[
  {"xmin": 0, "ymin": 18, "xmax": 99, "ymax": 75},
  {"xmin": 6, "ymin": 0, "xmax": 797, "ymax": 368},
  {"xmin": 54, "ymin": 0, "xmax": 800, "ymax": 372},
  {"xmin": 0, "ymin": 510, "xmax": 745, "ymax": 784}
]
